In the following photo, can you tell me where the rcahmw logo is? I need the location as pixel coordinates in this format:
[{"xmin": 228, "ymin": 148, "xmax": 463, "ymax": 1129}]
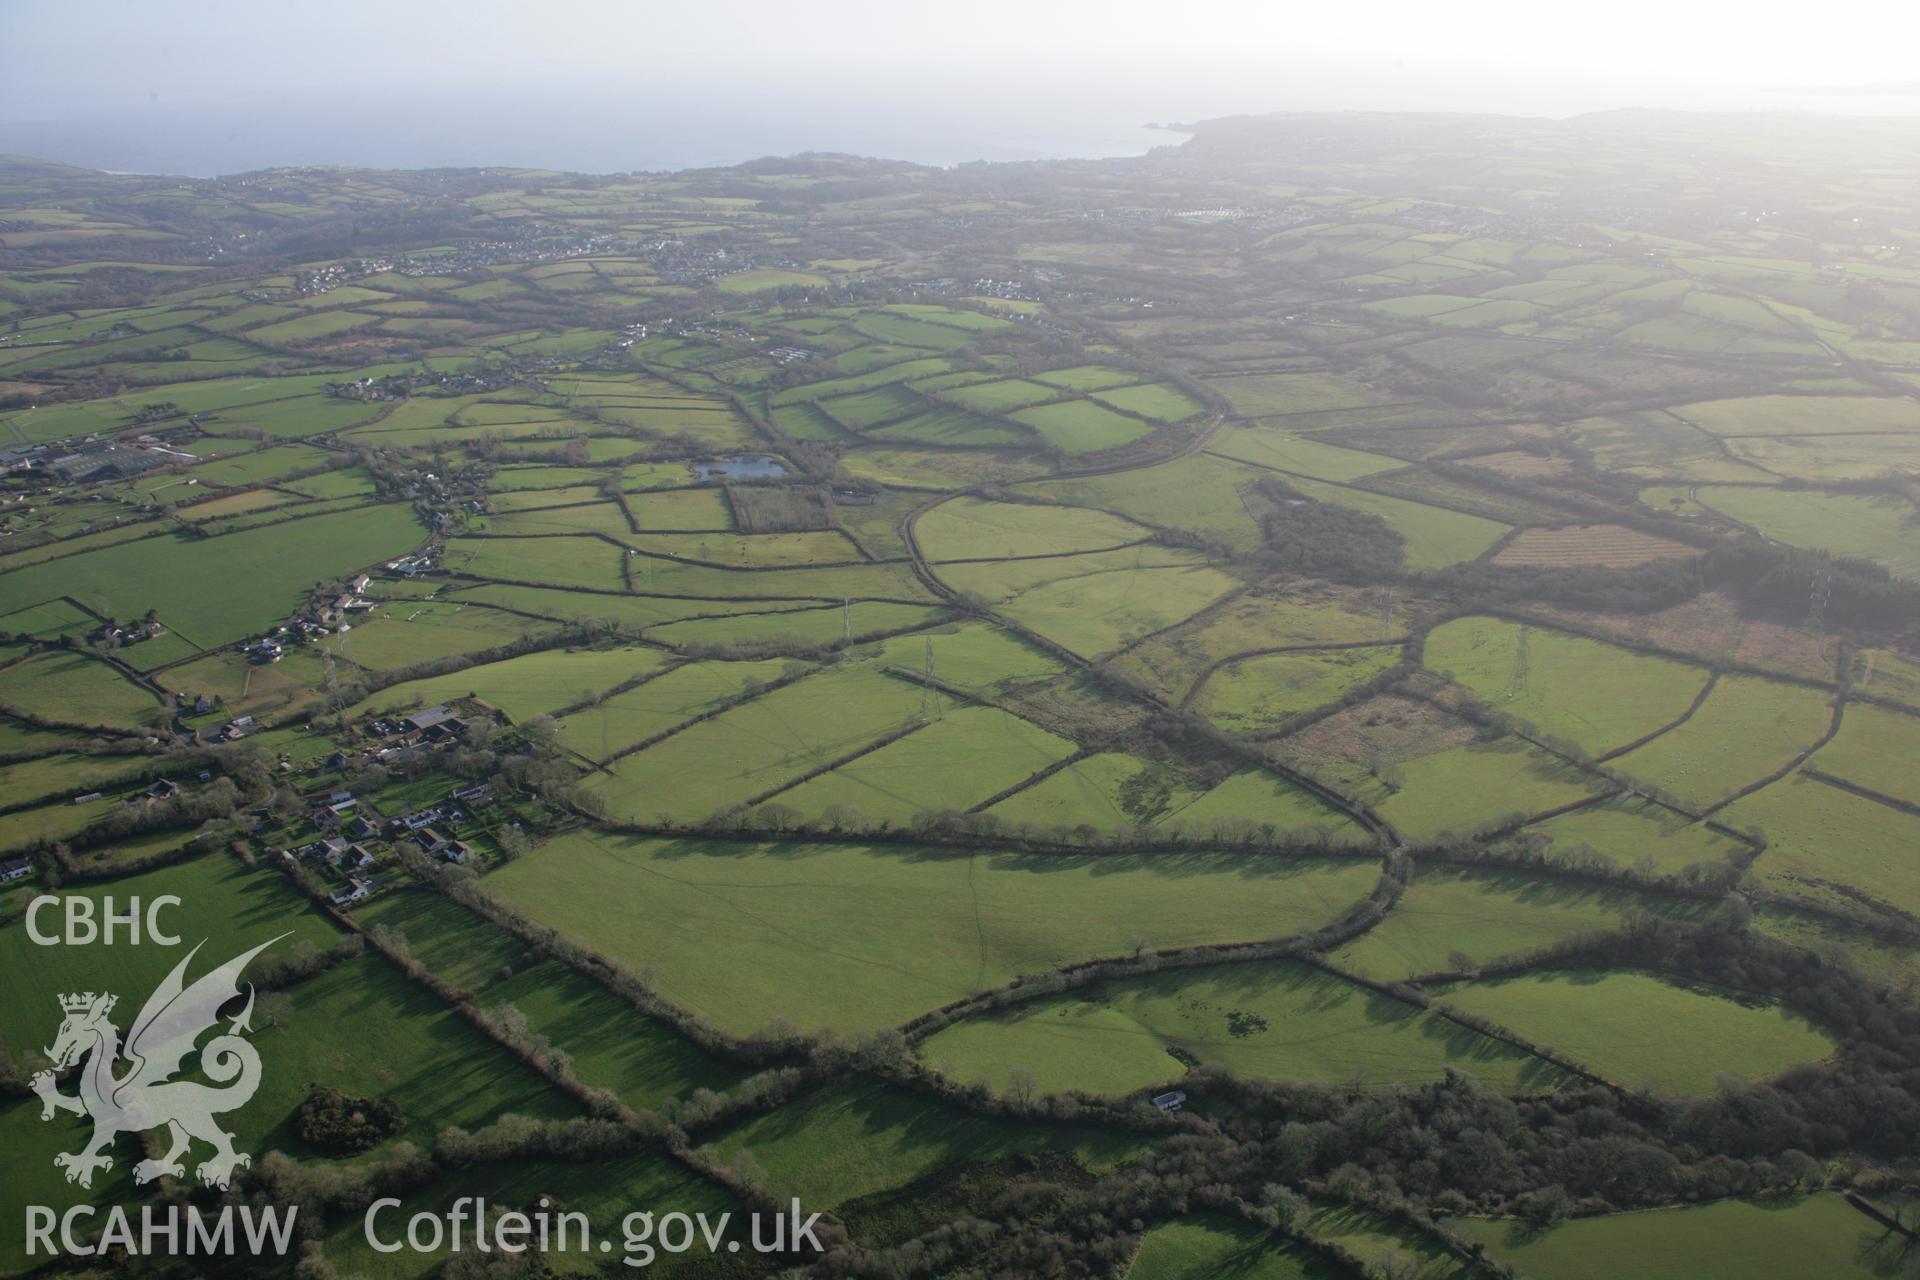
[{"xmin": 24, "ymin": 933, "xmax": 301, "ymax": 1259}]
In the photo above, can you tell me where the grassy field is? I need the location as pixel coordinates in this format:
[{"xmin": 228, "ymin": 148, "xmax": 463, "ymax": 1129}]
[
  {"xmin": 0, "ymin": 750, "xmax": 144, "ymax": 810},
  {"xmin": 1208, "ymin": 426, "xmax": 1402, "ymax": 481},
  {"xmin": 1723, "ymin": 772, "xmax": 1920, "ymax": 918},
  {"xmin": 1433, "ymin": 970, "xmax": 1834, "ymax": 1093},
  {"xmin": 771, "ymin": 705, "xmax": 1076, "ymax": 824},
  {"xmin": 940, "ymin": 548, "xmax": 1239, "ymax": 660},
  {"xmin": 1127, "ymin": 1215, "xmax": 1339, "ymax": 1280},
  {"xmin": 1332, "ymin": 867, "xmax": 1673, "ymax": 980},
  {"xmin": 1691, "ymin": 486, "xmax": 1920, "ymax": 579},
  {"xmin": 1424, "ymin": 617, "xmax": 1710, "ymax": 753},
  {"xmin": 1448, "ymin": 1195, "xmax": 1895, "ymax": 1280},
  {"xmin": 1611, "ymin": 675, "xmax": 1833, "ymax": 808},
  {"xmin": 586, "ymin": 665, "xmax": 943, "ymax": 821},
  {"xmin": 646, "ymin": 600, "xmax": 941, "ymax": 650},
  {"xmin": 352, "ymin": 644, "xmax": 675, "ymax": 722},
  {"xmin": 1011, "ymin": 399, "xmax": 1156, "ymax": 452},
  {"xmin": 1092, "ymin": 382, "xmax": 1204, "ymax": 422},
  {"xmin": 357, "ymin": 892, "xmax": 746, "ymax": 1108},
  {"xmin": 0, "ymin": 504, "xmax": 423, "ymax": 649},
  {"xmin": 922, "ymin": 961, "xmax": 1569, "ymax": 1097},
  {"xmin": 1302, "ymin": 1203, "xmax": 1464, "ymax": 1280},
  {"xmin": 441, "ymin": 534, "xmax": 626, "ymax": 591},
  {"xmin": 1529, "ymin": 798, "xmax": 1745, "ymax": 875},
  {"xmin": 1376, "ymin": 737, "xmax": 1605, "ymax": 841},
  {"xmin": 1161, "ymin": 769, "xmax": 1361, "ymax": 837},
  {"xmin": 703, "ymin": 1079, "xmax": 1144, "ymax": 1209},
  {"xmin": 871, "ymin": 405, "xmax": 1032, "ymax": 447},
  {"xmin": 917, "ymin": 497, "xmax": 1148, "ymax": 561},
  {"xmin": 941, "ymin": 377, "xmax": 1064, "ymax": 412},
  {"xmin": 989, "ymin": 751, "xmax": 1206, "ymax": 830},
  {"xmin": 0, "ymin": 856, "xmax": 339, "ymax": 1067},
  {"xmin": 1031, "ymin": 454, "xmax": 1268, "ymax": 549},
  {"xmin": 232, "ymin": 951, "xmax": 576, "ymax": 1158},
  {"xmin": 323, "ymin": 601, "xmax": 544, "ymax": 670},
  {"xmin": 0, "ymin": 651, "xmax": 163, "ymax": 728},
  {"xmin": 870, "ymin": 622, "xmax": 1066, "ymax": 695},
  {"xmin": 1286, "ymin": 476, "xmax": 1509, "ymax": 570},
  {"xmin": 1808, "ymin": 701, "xmax": 1920, "ymax": 804},
  {"xmin": 1115, "ymin": 585, "xmax": 1387, "ymax": 700},
  {"xmin": 488, "ymin": 831, "xmax": 1379, "ymax": 1035},
  {"xmin": 1193, "ymin": 645, "xmax": 1401, "ymax": 733},
  {"xmin": 1679, "ymin": 394, "xmax": 1920, "ymax": 436}
]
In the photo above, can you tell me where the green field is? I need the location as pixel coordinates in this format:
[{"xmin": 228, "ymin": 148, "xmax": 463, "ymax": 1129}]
[
  {"xmin": 990, "ymin": 751, "xmax": 1206, "ymax": 830},
  {"xmin": 645, "ymin": 600, "xmax": 940, "ymax": 650},
  {"xmin": 0, "ymin": 504, "xmax": 424, "ymax": 649},
  {"xmin": 941, "ymin": 377, "xmax": 1064, "ymax": 412},
  {"xmin": 1332, "ymin": 867, "xmax": 1671, "ymax": 980},
  {"xmin": 587, "ymin": 665, "xmax": 944, "ymax": 821},
  {"xmin": 1287, "ymin": 476, "xmax": 1509, "ymax": 570},
  {"xmin": 940, "ymin": 547, "xmax": 1239, "ymax": 659},
  {"xmin": 1032, "ymin": 454, "xmax": 1267, "ymax": 549},
  {"xmin": 324, "ymin": 601, "xmax": 543, "ymax": 669},
  {"xmin": 1376, "ymin": 737, "xmax": 1605, "ymax": 841},
  {"xmin": 0, "ymin": 651, "xmax": 163, "ymax": 728},
  {"xmin": 1432, "ymin": 970, "xmax": 1833, "ymax": 1093},
  {"xmin": 357, "ymin": 892, "xmax": 745, "ymax": 1108},
  {"xmin": 0, "ymin": 856, "xmax": 338, "ymax": 1065},
  {"xmin": 488, "ymin": 831, "xmax": 1379, "ymax": 1035},
  {"xmin": 1127, "ymin": 1216, "xmax": 1338, "ymax": 1280},
  {"xmin": 1611, "ymin": 675, "xmax": 1833, "ymax": 808},
  {"xmin": 1092, "ymin": 382, "xmax": 1204, "ymax": 422},
  {"xmin": 1723, "ymin": 771, "xmax": 1920, "ymax": 917},
  {"xmin": 1193, "ymin": 645, "xmax": 1401, "ymax": 733},
  {"xmin": 772, "ymin": 705, "xmax": 1075, "ymax": 823},
  {"xmin": 352, "ymin": 644, "xmax": 675, "ymax": 722},
  {"xmin": 1424, "ymin": 617, "xmax": 1710, "ymax": 753},
  {"xmin": 917, "ymin": 496, "xmax": 1148, "ymax": 561},
  {"xmin": 1011, "ymin": 399, "xmax": 1156, "ymax": 452},
  {"xmin": 922, "ymin": 960, "xmax": 1569, "ymax": 1097},
  {"xmin": 1449, "ymin": 1195, "xmax": 1894, "ymax": 1280},
  {"xmin": 1529, "ymin": 798, "xmax": 1746, "ymax": 874},
  {"xmin": 1808, "ymin": 701, "xmax": 1920, "ymax": 804},
  {"xmin": 1209, "ymin": 425, "xmax": 1403, "ymax": 481},
  {"xmin": 705, "ymin": 1079, "xmax": 1143, "ymax": 1209},
  {"xmin": 1691, "ymin": 486, "xmax": 1920, "ymax": 579},
  {"xmin": 1115, "ymin": 586, "xmax": 1386, "ymax": 700},
  {"xmin": 1164, "ymin": 769, "xmax": 1362, "ymax": 838}
]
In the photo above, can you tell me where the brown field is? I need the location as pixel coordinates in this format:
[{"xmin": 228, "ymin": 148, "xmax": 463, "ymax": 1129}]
[
  {"xmin": 1273, "ymin": 693, "xmax": 1475, "ymax": 765},
  {"xmin": 727, "ymin": 484, "xmax": 838, "ymax": 532},
  {"xmin": 1492, "ymin": 524, "xmax": 1699, "ymax": 568},
  {"xmin": 1535, "ymin": 592, "xmax": 1832, "ymax": 680},
  {"xmin": 1459, "ymin": 449, "xmax": 1574, "ymax": 479}
]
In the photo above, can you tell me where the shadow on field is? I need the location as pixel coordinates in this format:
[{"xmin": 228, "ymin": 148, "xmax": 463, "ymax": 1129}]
[{"xmin": 643, "ymin": 833, "xmax": 1357, "ymax": 884}]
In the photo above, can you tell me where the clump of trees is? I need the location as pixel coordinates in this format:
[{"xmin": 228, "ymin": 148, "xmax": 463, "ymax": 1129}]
[
  {"xmin": 1252, "ymin": 477, "xmax": 1406, "ymax": 580},
  {"xmin": 293, "ymin": 1085, "xmax": 406, "ymax": 1155}
]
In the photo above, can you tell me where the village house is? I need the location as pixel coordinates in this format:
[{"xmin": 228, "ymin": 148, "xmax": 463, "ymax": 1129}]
[{"xmin": 0, "ymin": 856, "xmax": 33, "ymax": 883}]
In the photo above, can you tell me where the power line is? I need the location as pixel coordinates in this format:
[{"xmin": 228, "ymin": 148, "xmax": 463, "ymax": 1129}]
[
  {"xmin": 1506, "ymin": 624, "xmax": 1531, "ymax": 700},
  {"xmin": 919, "ymin": 635, "xmax": 938, "ymax": 722}
]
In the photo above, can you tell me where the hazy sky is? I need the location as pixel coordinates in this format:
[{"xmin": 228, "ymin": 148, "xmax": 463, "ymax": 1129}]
[{"xmin": 5, "ymin": 0, "xmax": 1919, "ymax": 174}]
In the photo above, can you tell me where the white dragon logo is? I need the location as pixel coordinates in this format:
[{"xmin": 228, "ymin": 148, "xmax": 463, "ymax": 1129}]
[{"xmin": 31, "ymin": 935, "xmax": 285, "ymax": 1191}]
